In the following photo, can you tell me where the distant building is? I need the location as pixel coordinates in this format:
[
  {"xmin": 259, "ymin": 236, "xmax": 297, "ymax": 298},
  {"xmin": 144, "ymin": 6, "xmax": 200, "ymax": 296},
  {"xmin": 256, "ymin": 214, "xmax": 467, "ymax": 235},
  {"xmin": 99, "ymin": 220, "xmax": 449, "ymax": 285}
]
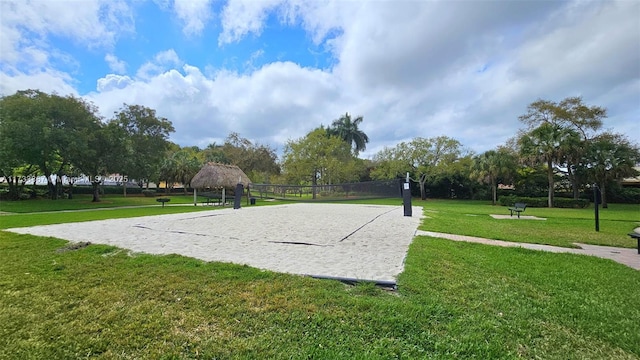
[{"xmin": 621, "ymin": 166, "xmax": 640, "ymax": 188}]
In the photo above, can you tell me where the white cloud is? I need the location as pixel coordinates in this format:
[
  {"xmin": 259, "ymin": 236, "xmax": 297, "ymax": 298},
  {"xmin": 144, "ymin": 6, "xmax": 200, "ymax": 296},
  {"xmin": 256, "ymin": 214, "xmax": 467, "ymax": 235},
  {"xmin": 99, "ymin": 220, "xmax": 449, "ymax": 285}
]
[
  {"xmin": 105, "ymin": 54, "xmax": 127, "ymax": 74},
  {"xmin": 173, "ymin": 0, "xmax": 213, "ymax": 36},
  {"xmin": 218, "ymin": 0, "xmax": 282, "ymax": 45},
  {"xmin": 96, "ymin": 74, "xmax": 134, "ymax": 92},
  {"xmin": 0, "ymin": 69, "xmax": 77, "ymax": 97},
  {"xmin": 0, "ymin": 0, "xmax": 133, "ymax": 58},
  {"xmin": 136, "ymin": 49, "xmax": 183, "ymax": 79},
  {"xmin": 0, "ymin": 0, "xmax": 134, "ymax": 95},
  {"xmin": 87, "ymin": 60, "xmax": 341, "ymax": 149},
  {"xmin": 2, "ymin": 0, "xmax": 638, "ymax": 157}
]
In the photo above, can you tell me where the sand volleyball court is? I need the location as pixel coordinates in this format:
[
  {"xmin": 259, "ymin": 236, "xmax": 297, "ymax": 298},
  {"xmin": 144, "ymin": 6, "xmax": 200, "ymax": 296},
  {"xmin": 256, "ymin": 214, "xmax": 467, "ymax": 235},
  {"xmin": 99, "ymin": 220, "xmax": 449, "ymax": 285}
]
[{"xmin": 7, "ymin": 203, "xmax": 423, "ymax": 283}]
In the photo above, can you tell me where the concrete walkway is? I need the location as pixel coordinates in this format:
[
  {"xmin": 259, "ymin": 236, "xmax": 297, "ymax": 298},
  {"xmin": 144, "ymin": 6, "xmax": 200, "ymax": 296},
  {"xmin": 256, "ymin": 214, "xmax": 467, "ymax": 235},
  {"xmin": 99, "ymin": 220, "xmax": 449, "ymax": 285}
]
[{"xmin": 416, "ymin": 230, "xmax": 640, "ymax": 270}]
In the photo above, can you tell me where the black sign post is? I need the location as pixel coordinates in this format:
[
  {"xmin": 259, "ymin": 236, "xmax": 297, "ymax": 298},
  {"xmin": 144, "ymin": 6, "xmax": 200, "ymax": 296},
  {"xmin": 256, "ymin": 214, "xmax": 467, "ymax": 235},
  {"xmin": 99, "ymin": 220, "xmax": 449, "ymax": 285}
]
[
  {"xmin": 403, "ymin": 173, "xmax": 412, "ymax": 217},
  {"xmin": 593, "ymin": 183, "xmax": 600, "ymax": 232},
  {"xmin": 234, "ymin": 183, "xmax": 243, "ymax": 210}
]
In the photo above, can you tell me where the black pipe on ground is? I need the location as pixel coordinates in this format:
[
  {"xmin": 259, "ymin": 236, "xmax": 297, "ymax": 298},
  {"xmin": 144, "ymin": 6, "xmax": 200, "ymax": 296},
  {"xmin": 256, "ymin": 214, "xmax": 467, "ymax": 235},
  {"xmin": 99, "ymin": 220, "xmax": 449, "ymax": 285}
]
[{"xmin": 309, "ymin": 274, "xmax": 397, "ymax": 290}]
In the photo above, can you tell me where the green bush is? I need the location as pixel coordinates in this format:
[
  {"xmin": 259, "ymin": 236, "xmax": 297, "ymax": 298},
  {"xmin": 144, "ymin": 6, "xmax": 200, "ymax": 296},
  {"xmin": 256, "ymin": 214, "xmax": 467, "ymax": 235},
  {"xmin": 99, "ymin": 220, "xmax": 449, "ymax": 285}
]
[
  {"xmin": 18, "ymin": 193, "xmax": 30, "ymax": 200},
  {"xmin": 142, "ymin": 190, "xmax": 157, "ymax": 197},
  {"xmin": 608, "ymin": 186, "xmax": 640, "ymax": 204},
  {"xmin": 499, "ymin": 195, "xmax": 589, "ymax": 208},
  {"xmin": 553, "ymin": 197, "xmax": 590, "ymax": 208}
]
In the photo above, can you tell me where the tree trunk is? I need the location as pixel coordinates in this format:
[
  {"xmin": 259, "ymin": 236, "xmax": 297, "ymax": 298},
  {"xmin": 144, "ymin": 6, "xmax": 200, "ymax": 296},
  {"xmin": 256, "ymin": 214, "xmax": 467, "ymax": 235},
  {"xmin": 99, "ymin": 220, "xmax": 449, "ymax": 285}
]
[
  {"xmin": 567, "ymin": 165, "xmax": 579, "ymax": 200},
  {"xmin": 67, "ymin": 179, "xmax": 74, "ymax": 200},
  {"xmin": 419, "ymin": 174, "xmax": 427, "ymax": 200},
  {"xmin": 91, "ymin": 181, "xmax": 101, "ymax": 202},
  {"xmin": 44, "ymin": 171, "xmax": 57, "ymax": 200},
  {"xmin": 56, "ymin": 174, "xmax": 63, "ymax": 199},
  {"xmin": 312, "ymin": 170, "xmax": 318, "ymax": 199},
  {"xmin": 4, "ymin": 175, "xmax": 18, "ymax": 199},
  {"xmin": 547, "ymin": 159, "xmax": 554, "ymax": 208},
  {"xmin": 28, "ymin": 175, "xmax": 36, "ymax": 197},
  {"xmin": 601, "ymin": 182, "xmax": 608, "ymax": 208},
  {"xmin": 491, "ymin": 179, "xmax": 497, "ymax": 205}
]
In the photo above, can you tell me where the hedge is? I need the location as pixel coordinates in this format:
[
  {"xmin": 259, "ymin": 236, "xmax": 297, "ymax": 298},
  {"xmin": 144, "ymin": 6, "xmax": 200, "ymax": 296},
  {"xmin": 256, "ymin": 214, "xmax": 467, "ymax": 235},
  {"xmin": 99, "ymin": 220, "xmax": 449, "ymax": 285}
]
[{"xmin": 498, "ymin": 195, "xmax": 590, "ymax": 208}]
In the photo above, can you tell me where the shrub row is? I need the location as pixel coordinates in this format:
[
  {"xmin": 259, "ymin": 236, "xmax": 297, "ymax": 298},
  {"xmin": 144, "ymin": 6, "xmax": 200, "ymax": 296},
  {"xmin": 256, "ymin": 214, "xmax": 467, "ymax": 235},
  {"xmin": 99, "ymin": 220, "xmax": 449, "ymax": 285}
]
[
  {"xmin": 607, "ymin": 186, "xmax": 640, "ymax": 204},
  {"xmin": 498, "ymin": 195, "xmax": 590, "ymax": 208}
]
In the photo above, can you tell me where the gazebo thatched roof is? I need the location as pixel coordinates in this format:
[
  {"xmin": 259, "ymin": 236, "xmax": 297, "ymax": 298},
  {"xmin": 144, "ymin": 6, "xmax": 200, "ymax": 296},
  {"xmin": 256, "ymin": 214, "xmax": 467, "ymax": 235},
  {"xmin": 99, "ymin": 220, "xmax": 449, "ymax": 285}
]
[{"xmin": 190, "ymin": 162, "xmax": 252, "ymax": 189}]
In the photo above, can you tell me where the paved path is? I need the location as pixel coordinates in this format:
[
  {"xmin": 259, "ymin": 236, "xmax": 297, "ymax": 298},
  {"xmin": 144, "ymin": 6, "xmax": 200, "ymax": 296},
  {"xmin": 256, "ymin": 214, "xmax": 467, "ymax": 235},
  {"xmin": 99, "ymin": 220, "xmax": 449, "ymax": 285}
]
[{"xmin": 416, "ymin": 230, "xmax": 640, "ymax": 270}]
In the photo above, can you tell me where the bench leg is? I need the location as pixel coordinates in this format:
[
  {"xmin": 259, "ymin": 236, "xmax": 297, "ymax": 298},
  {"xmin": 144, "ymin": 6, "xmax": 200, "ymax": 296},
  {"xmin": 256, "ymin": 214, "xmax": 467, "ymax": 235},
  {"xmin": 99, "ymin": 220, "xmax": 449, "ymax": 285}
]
[{"xmin": 517, "ymin": 211, "xmax": 520, "ymax": 219}]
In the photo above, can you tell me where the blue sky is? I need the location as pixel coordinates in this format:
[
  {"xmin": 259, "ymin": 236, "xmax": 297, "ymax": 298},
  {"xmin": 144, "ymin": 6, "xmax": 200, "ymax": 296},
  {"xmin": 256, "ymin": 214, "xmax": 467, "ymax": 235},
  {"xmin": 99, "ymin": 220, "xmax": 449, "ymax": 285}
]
[{"xmin": 1, "ymin": 0, "xmax": 638, "ymax": 158}]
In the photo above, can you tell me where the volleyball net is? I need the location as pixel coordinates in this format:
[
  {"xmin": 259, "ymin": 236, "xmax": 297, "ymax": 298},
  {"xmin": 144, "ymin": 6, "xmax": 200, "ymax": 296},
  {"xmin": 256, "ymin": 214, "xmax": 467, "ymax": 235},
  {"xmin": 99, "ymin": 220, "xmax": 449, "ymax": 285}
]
[{"xmin": 251, "ymin": 179, "xmax": 403, "ymax": 202}]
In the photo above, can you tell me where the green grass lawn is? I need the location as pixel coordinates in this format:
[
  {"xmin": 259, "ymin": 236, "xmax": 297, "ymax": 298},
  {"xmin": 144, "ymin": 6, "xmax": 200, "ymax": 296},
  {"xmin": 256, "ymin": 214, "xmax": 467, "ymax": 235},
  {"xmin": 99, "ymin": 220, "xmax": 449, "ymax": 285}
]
[
  {"xmin": 0, "ymin": 194, "xmax": 202, "ymax": 213},
  {"xmin": 0, "ymin": 197, "xmax": 639, "ymax": 359},
  {"xmin": 412, "ymin": 199, "xmax": 640, "ymax": 248}
]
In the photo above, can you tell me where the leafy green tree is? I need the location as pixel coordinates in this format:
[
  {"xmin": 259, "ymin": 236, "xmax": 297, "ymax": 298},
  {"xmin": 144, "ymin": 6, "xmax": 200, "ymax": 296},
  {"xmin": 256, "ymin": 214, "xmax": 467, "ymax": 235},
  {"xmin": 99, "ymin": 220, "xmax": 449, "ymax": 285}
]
[
  {"xmin": 112, "ymin": 104, "xmax": 175, "ymax": 188},
  {"xmin": 201, "ymin": 142, "xmax": 229, "ymax": 164},
  {"xmin": 282, "ymin": 128, "xmax": 356, "ymax": 196},
  {"xmin": 0, "ymin": 90, "xmax": 101, "ymax": 199},
  {"xmin": 221, "ymin": 132, "xmax": 280, "ymax": 182},
  {"xmin": 0, "ymin": 106, "xmax": 35, "ymax": 199},
  {"xmin": 327, "ymin": 113, "xmax": 370, "ymax": 154},
  {"xmin": 371, "ymin": 143, "xmax": 413, "ymax": 181},
  {"xmin": 372, "ymin": 136, "xmax": 463, "ymax": 200},
  {"xmin": 471, "ymin": 148, "xmax": 517, "ymax": 205},
  {"xmin": 72, "ymin": 121, "xmax": 125, "ymax": 202},
  {"xmin": 412, "ymin": 136, "xmax": 464, "ymax": 200},
  {"xmin": 579, "ymin": 133, "xmax": 640, "ymax": 208},
  {"xmin": 519, "ymin": 97, "xmax": 606, "ymax": 199}
]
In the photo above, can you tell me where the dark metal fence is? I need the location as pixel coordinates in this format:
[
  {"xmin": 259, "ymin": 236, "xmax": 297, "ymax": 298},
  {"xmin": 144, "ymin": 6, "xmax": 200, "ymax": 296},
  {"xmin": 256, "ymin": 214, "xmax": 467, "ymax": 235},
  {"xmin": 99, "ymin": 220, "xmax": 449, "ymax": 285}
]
[{"xmin": 251, "ymin": 179, "xmax": 402, "ymax": 201}]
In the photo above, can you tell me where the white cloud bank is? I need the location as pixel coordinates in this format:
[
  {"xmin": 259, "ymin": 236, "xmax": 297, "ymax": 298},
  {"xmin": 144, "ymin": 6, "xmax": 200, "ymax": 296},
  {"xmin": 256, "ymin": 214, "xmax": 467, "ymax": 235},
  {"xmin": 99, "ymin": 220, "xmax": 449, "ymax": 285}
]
[{"xmin": 1, "ymin": 0, "xmax": 638, "ymax": 158}]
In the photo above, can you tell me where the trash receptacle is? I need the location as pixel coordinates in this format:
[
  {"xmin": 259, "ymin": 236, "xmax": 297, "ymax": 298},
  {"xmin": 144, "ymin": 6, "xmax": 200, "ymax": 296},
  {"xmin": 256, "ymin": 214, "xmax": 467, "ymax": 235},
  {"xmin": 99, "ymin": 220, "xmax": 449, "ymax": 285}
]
[{"xmin": 250, "ymin": 197, "xmax": 256, "ymax": 205}]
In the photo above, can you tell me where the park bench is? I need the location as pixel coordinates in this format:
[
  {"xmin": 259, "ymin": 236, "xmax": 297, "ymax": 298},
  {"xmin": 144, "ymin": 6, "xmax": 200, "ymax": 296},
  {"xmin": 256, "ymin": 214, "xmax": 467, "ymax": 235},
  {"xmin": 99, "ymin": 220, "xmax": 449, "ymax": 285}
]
[
  {"xmin": 508, "ymin": 202, "xmax": 527, "ymax": 218},
  {"xmin": 628, "ymin": 228, "xmax": 640, "ymax": 254},
  {"xmin": 199, "ymin": 192, "xmax": 224, "ymax": 206},
  {"xmin": 156, "ymin": 198, "xmax": 170, "ymax": 208}
]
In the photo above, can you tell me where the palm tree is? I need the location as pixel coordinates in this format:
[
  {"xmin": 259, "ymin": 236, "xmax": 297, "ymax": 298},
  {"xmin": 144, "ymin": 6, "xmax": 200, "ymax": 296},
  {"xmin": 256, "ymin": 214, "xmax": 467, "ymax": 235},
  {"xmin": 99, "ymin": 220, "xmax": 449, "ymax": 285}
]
[
  {"xmin": 471, "ymin": 148, "xmax": 517, "ymax": 205},
  {"xmin": 519, "ymin": 123, "xmax": 580, "ymax": 207},
  {"xmin": 327, "ymin": 112, "xmax": 369, "ymax": 154},
  {"xmin": 172, "ymin": 149, "xmax": 201, "ymax": 194},
  {"xmin": 581, "ymin": 133, "xmax": 640, "ymax": 208}
]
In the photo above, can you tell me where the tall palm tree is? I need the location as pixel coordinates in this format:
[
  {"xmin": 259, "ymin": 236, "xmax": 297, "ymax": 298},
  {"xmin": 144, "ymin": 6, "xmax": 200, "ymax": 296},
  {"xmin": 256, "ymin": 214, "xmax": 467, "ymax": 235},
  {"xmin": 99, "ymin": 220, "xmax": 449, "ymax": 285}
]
[
  {"xmin": 328, "ymin": 112, "xmax": 369, "ymax": 154},
  {"xmin": 471, "ymin": 148, "xmax": 516, "ymax": 205},
  {"xmin": 580, "ymin": 133, "xmax": 640, "ymax": 208},
  {"xmin": 519, "ymin": 123, "xmax": 580, "ymax": 207}
]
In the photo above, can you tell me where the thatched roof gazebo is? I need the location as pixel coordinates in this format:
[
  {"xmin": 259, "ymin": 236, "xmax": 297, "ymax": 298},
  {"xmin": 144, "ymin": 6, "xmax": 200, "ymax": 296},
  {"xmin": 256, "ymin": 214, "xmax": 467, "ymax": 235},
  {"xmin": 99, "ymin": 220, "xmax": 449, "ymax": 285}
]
[{"xmin": 191, "ymin": 162, "xmax": 252, "ymax": 206}]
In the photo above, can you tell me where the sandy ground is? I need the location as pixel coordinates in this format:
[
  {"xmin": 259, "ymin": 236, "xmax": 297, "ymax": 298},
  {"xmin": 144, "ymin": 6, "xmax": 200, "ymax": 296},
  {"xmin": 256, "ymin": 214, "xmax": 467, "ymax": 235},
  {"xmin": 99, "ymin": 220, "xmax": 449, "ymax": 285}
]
[{"xmin": 6, "ymin": 204, "xmax": 423, "ymax": 282}]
